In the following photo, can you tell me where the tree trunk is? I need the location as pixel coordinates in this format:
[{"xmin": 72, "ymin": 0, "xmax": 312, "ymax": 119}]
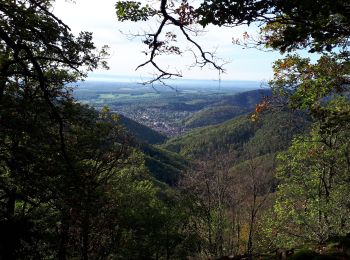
[{"xmin": 58, "ymin": 214, "xmax": 69, "ymax": 260}]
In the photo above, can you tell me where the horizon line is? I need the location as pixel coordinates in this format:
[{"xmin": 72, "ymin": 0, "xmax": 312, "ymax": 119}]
[{"xmin": 86, "ymin": 73, "xmax": 268, "ymax": 84}]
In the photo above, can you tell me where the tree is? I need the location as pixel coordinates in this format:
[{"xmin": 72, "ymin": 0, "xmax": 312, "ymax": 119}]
[
  {"xmin": 261, "ymin": 98, "xmax": 350, "ymax": 248},
  {"xmin": 180, "ymin": 153, "xmax": 237, "ymax": 258},
  {"xmin": 230, "ymin": 153, "xmax": 275, "ymax": 256},
  {"xmin": 0, "ymin": 1, "xmax": 119, "ymax": 258},
  {"xmin": 197, "ymin": 0, "xmax": 349, "ymax": 52},
  {"xmin": 0, "ymin": 0, "xmax": 108, "ymax": 189}
]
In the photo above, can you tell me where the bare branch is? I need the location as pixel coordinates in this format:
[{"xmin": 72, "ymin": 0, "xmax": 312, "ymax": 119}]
[{"xmin": 119, "ymin": 0, "xmax": 226, "ymax": 84}]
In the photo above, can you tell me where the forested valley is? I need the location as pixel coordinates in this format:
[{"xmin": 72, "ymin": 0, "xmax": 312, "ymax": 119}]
[{"xmin": 1, "ymin": 0, "xmax": 349, "ymax": 259}]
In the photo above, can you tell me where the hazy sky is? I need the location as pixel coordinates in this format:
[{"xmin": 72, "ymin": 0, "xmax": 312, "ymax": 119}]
[{"xmin": 53, "ymin": 0, "xmax": 284, "ymax": 82}]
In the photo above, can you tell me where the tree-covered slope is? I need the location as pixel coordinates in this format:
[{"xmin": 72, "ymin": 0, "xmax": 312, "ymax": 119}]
[
  {"xmin": 119, "ymin": 114, "xmax": 167, "ymax": 144},
  {"xmin": 117, "ymin": 115, "xmax": 187, "ymax": 185},
  {"xmin": 217, "ymin": 89, "xmax": 271, "ymax": 108},
  {"xmin": 182, "ymin": 89, "xmax": 272, "ymax": 129},
  {"xmin": 139, "ymin": 143, "xmax": 188, "ymax": 186},
  {"xmin": 182, "ymin": 105, "xmax": 247, "ymax": 128},
  {"xmin": 163, "ymin": 110, "xmax": 310, "ymax": 161}
]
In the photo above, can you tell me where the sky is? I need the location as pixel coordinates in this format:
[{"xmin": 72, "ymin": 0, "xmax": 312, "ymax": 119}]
[{"xmin": 53, "ymin": 0, "xmax": 285, "ymax": 82}]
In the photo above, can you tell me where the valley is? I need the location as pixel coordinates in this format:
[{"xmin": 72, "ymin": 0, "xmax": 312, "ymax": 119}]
[
  {"xmin": 71, "ymin": 79, "xmax": 318, "ymax": 258},
  {"xmin": 73, "ymin": 80, "xmax": 268, "ymax": 136}
]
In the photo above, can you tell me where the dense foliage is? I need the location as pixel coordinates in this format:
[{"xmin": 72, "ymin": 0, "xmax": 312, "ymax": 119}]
[
  {"xmin": 163, "ymin": 110, "xmax": 309, "ymax": 160},
  {"xmin": 119, "ymin": 114, "xmax": 168, "ymax": 144},
  {"xmin": 183, "ymin": 89, "xmax": 271, "ymax": 128}
]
